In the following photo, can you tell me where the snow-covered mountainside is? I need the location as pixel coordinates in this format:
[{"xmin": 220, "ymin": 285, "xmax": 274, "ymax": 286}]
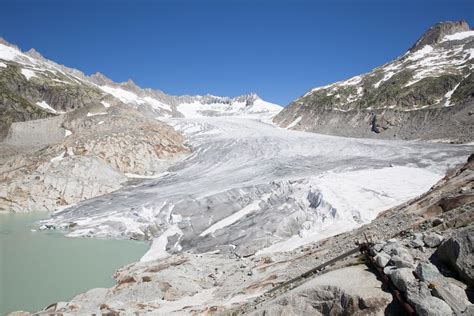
[
  {"xmin": 274, "ymin": 20, "xmax": 474, "ymax": 143},
  {"xmin": 175, "ymin": 93, "xmax": 282, "ymax": 118},
  {"xmin": 0, "ymin": 38, "xmax": 281, "ymax": 139}
]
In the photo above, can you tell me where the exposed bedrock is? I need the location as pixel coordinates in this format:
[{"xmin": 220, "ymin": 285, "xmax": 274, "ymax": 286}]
[
  {"xmin": 275, "ymin": 101, "xmax": 474, "ymax": 143},
  {"xmin": 0, "ymin": 106, "xmax": 189, "ymax": 213},
  {"xmin": 435, "ymin": 225, "xmax": 474, "ymax": 287}
]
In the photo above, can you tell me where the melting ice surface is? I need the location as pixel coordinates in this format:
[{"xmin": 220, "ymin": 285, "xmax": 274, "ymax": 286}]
[
  {"xmin": 0, "ymin": 212, "xmax": 148, "ymax": 315},
  {"xmin": 43, "ymin": 114, "xmax": 472, "ymax": 262}
]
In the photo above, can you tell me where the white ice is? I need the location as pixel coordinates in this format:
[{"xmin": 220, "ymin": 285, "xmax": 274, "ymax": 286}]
[
  {"xmin": 87, "ymin": 112, "xmax": 107, "ymax": 117},
  {"xmin": 200, "ymin": 194, "xmax": 271, "ymax": 237},
  {"xmin": 21, "ymin": 68, "xmax": 37, "ymax": 80},
  {"xmin": 141, "ymin": 225, "xmax": 183, "ymax": 262},
  {"xmin": 36, "ymin": 101, "xmax": 57, "ymax": 113},
  {"xmin": 442, "ymin": 30, "xmax": 474, "ymax": 42}
]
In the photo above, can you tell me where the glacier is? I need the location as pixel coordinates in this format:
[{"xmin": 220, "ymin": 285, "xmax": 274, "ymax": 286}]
[{"xmin": 41, "ymin": 111, "xmax": 472, "ymax": 259}]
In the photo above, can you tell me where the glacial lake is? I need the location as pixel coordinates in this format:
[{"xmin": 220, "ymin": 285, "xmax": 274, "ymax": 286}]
[{"xmin": 0, "ymin": 212, "xmax": 149, "ymax": 315}]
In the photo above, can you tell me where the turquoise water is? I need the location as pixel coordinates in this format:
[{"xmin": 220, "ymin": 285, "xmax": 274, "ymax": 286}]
[{"xmin": 0, "ymin": 212, "xmax": 149, "ymax": 315}]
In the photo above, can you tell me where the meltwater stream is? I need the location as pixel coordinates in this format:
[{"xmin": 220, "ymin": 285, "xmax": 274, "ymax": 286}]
[{"xmin": 0, "ymin": 213, "xmax": 148, "ymax": 315}]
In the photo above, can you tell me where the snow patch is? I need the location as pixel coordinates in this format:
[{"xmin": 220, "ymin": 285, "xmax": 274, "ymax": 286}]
[
  {"xmin": 0, "ymin": 43, "xmax": 22, "ymax": 61},
  {"xmin": 100, "ymin": 86, "xmax": 145, "ymax": 105},
  {"xmin": 442, "ymin": 30, "xmax": 474, "ymax": 42},
  {"xmin": 36, "ymin": 101, "xmax": 57, "ymax": 113},
  {"xmin": 21, "ymin": 68, "xmax": 37, "ymax": 80},
  {"xmin": 200, "ymin": 194, "xmax": 271, "ymax": 237},
  {"xmin": 50, "ymin": 151, "xmax": 65, "ymax": 163},
  {"xmin": 0, "ymin": 62, "xmax": 6, "ymax": 68},
  {"xmin": 100, "ymin": 101, "xmax": 111, "ymax": 108},
  {"xmin": 286, "ymin": 117, "xmax": 302, "ymax": 129},
  {"xmin": 64, "ymin": 129, "xmax": 72, "ymax": 137},
  {"xmin": 444, "ymin": 81, "xmax": 462, "ymax": 107},
  {"xmin": 99, "ymin": 86, "xmax": 172, "ymax": 112},
  {"xmin": 87, "ymin": 112, "xmax": 107, "ymax": 117},
  {"xmin": 373, "ymin": 71, "xmax": 395, "ymax": 88},
  {"xmin": 408, "ymin": 45, "xmax": 433, "ymax": 61},
  {"xmin": 143, "ymin": 96, "xmax": 172, "ymax": 111},
  {"xmin": 141, "ymin": 225, "xmax": 183, "ymax": 262}
]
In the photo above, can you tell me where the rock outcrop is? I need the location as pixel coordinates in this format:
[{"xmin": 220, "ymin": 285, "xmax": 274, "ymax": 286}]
[
  {"xmin": 0, "ymin": 104, "xmax": 189, "ymax": 213},
  {"xmin": 410, "ymin": 20, "xmax": 470, "ymax": 52},
  {"xmin": 435, "ymin": 225, "xmax": 474, "ymax": 286}
]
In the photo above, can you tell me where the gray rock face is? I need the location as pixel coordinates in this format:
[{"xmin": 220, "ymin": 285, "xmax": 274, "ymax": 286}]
[
  {"xmin": 389, "ymin": 268, "xmax": 416, "ymax": 292},
  {"xmin": 406, "ymin": 280, "xmax": 454, "ymax": 316},
  {"xmin": 409, "ymin": 233, "xmax": 425, "ymax": 248},
  {"xmin": 3, "ymin": 116, "xmax": 65, "ymax": 147},
  {"xmin": 0, "ymin": 155, "xmax": 127, "ymax": 212},
  {"xmin": 390, "ymin": 255, "xmax": 415, "ymax": 269},
  {"xmin": 0, "ymin": 105, "xmax": 189, "ymax": 213},
  {"xmin": 435, "ymin": 225, "xmax": 474, "ymax": 286},
  {"xmin": 375, "ymin": 252, "xmax": 391, "ymax": 268},
  {"xmin": 414, "ymin": 262, "xmax": 445, "ymax": 284},
  {"xmin": 411, "ymin": 295, "xmax": 453, "ymax": 316},
  {"xmin": 410, "ymin": 20, "xmax": 470, "ymax": 52}
]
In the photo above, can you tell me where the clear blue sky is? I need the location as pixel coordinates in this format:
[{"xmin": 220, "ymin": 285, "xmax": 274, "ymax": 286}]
[{"xmin": 0, "ymin": 0, "xmax": 472, "ymax": 105}]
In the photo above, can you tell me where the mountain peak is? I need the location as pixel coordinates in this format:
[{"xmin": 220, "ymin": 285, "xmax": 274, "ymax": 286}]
[
  {"xmin": 90, "ymin": 72, "xmax": 113, "ymax": 85},
  {"xmin": 235, "ymin": 92, "xmax": 260, "ymax": 103},
  {"xmin": 410, "ymin": 20, "xmax": 470, "ymax": 52},
  {"xmin": 26, "ymin": 48, "xmax": 45, "ymax": 60}
]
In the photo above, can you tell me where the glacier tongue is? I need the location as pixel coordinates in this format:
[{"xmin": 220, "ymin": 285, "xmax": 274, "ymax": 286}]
[{"xmin": 43, "ymin": 116, "xmax": 471, "ymax": 256}]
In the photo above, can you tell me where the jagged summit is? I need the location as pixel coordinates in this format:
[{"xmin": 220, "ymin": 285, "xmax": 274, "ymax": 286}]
[
  {"xmin": 410, "ymin": 20, "xmax": 470, "ymax": 52},
  {"xmin": 90, "ymin": 71, "xmax": 114, "ymax": 85},
  {"xmin": 26, "ymin": 48, "xmax": 46, "ymax": 61}
]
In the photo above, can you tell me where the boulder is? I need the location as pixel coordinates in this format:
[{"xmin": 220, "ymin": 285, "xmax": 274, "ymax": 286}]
[
  {"xmin": 413, "ymin": 296, "xmax": 453, "ymax": 316},
  {"xmin": 383, "ymin": 266, "xmax": 396, "ymax": 276},
  {"xmin": 409, "ymin": 233, "xmax": 425, "ymax": 248},
  {"xmin": 432, "ymin": 218, "xmax": 444, "ymax": 227},
  {"xmin": 431, "ymin": 284, "xmax": 469, "ymax": 314},
  {"xmin": 390, "ymin": 255, "xmax": 415, "ymax": 269},
  {"xmin": 414, "ymin": 262, "xmax": 445, "ymax": 284},
  {"xmin": 423, "ymin": 233, "xmax": 444, "ymax": 248},
  {"xmin": 375, "ymin": 253, "xmax": 391, "ymax": 268},
  {"xmin": 435, "ymin": 225, "xmax": 474, "ymax": 286},
  {"xmin": 406, "ymin": 282, "xmax": 453, "ymax": 316},
  {"xmin": 369, "ymin": 243, "xmax": 384, "ymax": 256},
  {"xmin": 393, "ymin": 246, "xmax": 414, "ymax": 264},
  {"xmin": 390, "ymin": 268, "xmax": 416, "ymax": 292}
]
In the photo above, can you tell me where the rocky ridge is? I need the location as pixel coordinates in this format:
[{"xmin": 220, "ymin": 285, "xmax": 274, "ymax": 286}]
[{"xmin": 274, "ymin": 20, "xmax": 474, "ymax": 143}]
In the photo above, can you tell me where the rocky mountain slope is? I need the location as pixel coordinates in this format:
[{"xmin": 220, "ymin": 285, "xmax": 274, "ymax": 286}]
[{"xmin": 274, "ymin": 20, "xmax": 474, "ymax": 143}]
